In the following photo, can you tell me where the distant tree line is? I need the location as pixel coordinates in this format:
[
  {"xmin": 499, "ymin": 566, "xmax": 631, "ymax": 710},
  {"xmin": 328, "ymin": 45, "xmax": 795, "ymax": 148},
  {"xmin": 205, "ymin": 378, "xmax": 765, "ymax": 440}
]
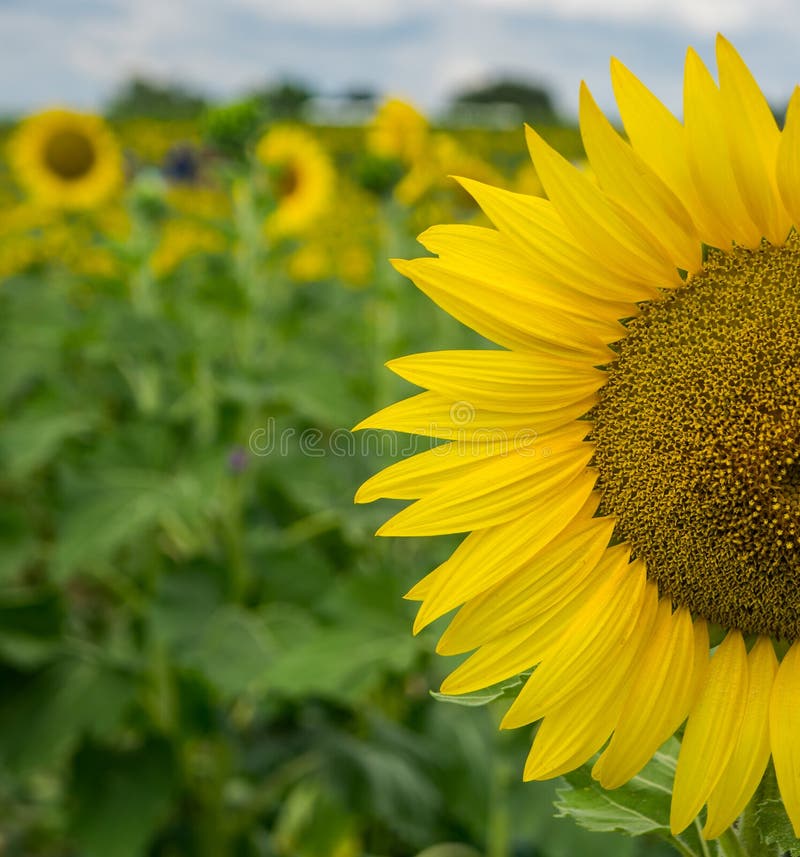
[{"xmin": 105, "ymin": 74, "xmax": 562, "ymax": 125}]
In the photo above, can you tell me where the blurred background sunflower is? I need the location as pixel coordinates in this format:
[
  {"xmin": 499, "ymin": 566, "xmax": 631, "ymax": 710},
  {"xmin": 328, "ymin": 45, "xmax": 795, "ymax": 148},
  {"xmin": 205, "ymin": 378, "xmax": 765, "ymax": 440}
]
[
  {"xmin": 8, "ymin": 108, "xmax": 123, "ymax": 209},
  {"xmin": 256, "ymin": 124, "xmax": 334, "ymax": 238}
]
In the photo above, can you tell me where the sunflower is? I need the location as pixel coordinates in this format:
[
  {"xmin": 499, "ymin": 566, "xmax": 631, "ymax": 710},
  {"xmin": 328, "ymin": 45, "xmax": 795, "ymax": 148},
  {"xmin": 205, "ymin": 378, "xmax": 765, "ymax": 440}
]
[
  {"xmin": 8, "ymin": 108, "xmax": 123, "ymax": 209},
  {"xmin": 356, "ymin": 36, "xmax": 800, "ymax": 840},
  {"xmin": 367, "ymin": 97, "xmax": 429, "ymax": 165},
  {"xmin": 255, "ymin": 125, "xmax": 334, "ymax": 238}
]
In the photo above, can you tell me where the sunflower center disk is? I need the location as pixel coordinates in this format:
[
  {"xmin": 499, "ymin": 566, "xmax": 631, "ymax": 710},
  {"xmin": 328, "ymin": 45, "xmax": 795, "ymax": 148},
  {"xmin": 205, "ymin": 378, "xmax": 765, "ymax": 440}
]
[
  {"xmin": 43, "ymin": 130, "xmax": 96, "ymax": 180},
  {"xmin": 594, "ymin": 239, "xmax": 800, "ymax": 640}
]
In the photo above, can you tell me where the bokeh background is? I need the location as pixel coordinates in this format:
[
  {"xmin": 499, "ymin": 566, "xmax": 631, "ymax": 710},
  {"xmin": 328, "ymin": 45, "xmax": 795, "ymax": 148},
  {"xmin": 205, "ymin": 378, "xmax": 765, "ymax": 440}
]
[{"xmin": 0, "ymin": 2, "xmax": 798, "ymax": 856}]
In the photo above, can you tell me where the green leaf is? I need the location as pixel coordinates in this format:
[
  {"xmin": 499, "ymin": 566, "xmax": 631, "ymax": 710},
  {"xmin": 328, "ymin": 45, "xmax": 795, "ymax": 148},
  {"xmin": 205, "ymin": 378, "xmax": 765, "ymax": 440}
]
[
  {"xmin": 174, "ymin": 605, "xmax": 274, "ymax": 697},
  {"xmin": 555, "ymin": 738, "xmax": 705, "ymax": 857},
  {"xmin": 430, "ymin": 674, "xmax": 528, "ymax": 707},
  {"xmin": 0, "ymin": 588, "xmax": 65, "ymax": 667},
  {"xmin": 0, "ymin": 404, "xmax": 96, "ymax": 479},
  {"xmin": 752, "ymin": 762, "xmax": 800, "ymax": 855},
  {"xmin": 53, "ymin": 458, "xmax": 223, "ymax": 578},
  {"xmin": 258, "ymin": 623, "xmax": 419, "ymax": 703},
  {"xmin": 414, "ymin": 846, "xmax": 483, "ymax": 857},
  {"xmin": 272, "ymin": 780, "xmax": 360, "ymax": 857},
  {"xmin": 0, "ymin": 505, "xmax": 39, "ymax": 582},
  {"xmin": 0, "ymin": 658, "xmax": 134, "ymax": 774},
  {"xmin": 68, "ymin": 737, "xmax": 177, "ymax": 857}
]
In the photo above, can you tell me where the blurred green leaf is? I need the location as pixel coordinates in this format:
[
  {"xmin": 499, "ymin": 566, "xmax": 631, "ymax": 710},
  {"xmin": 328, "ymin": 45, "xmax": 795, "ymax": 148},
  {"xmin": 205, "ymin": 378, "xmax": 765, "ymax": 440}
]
[
  {"xmin": 0, "ymin": 588, "xmax": 65, "ymax": 667},
  {"xmin": 0, "ymin": 505, "xmax": 38, "ymax": 582},
  {"xmin": 273, "ymin": 780, "xmax": 360, "ymax": 857},
  {"xmin": 0, "ymin": 658, "xmax": 134, "ymax": 774},
  {"xmin": 53, "ymin": 459, "xmax": 222, "ymax": 578},
  {"xmin": 414, "ymin": 846, "xmax": 483, "ymax": 857},
  {"xmin": 0, "ymin": 404, "xmax": 96, "ymax": 479},
  {"xmin": 175, "ymin": 605, "xmax": 273, "ymax": 697},
  {"xmin": 259, "ymin": 623, "xmax": 418, "ymax": 703},
  {"xmin": 69, "ymin": 737, "xmax": 178, "ymax": 857}
]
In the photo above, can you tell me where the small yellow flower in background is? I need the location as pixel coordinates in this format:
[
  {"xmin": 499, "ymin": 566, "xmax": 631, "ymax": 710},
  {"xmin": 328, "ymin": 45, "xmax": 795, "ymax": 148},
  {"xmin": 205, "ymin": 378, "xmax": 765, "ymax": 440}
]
[
  {"xmin": 367, "ymin": 97, "xmax": 429, "ymax": 165},
  {"xmin": 0, "ymin": 200, "xmax": 126, "ymax": 278},
  {"xmin": 395, "ymin": 132, "xmax": 503, "ymax": 209},
  {"xmin": 287, "ymin": 242, "xmax": 331, "ymax": 283},
  {"xmin": 256, "ymin": 125, "xmax": 334, "ymax": 238},
  {"xmin": 8, "ymin": 108, "xmax": 124, "ymax": 209},
  {"xmin": 357, "ymin": 35, "xmax": 800, "ymax": 840},
  {"xmin": 286, "ymin": 179, "xmax": 379, "ymax": 287}
]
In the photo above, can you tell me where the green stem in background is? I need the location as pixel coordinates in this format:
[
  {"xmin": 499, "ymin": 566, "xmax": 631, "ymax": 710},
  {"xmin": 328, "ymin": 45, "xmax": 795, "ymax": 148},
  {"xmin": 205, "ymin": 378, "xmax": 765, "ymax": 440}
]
[
  {"xmin": 221, "ymin": 473, "xmax": 252, "ymax": 603},
  {"xmin": 368, "ymin": 197, "xmax": 405, "ymax": 410}
]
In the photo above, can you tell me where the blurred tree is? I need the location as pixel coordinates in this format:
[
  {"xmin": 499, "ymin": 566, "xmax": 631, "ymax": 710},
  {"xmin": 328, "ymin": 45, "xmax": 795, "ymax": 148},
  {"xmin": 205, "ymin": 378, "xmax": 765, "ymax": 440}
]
[
  {"xmin": 107, "ymin": 77, "xmax": 208, "ymax": 120},
  {"xmin": 450, "ymin": 78, "xmax": 558, "ymax": 124},
  {"xmin": 251, "ymin": 80, "xmax": 313, "ymax": 120}
]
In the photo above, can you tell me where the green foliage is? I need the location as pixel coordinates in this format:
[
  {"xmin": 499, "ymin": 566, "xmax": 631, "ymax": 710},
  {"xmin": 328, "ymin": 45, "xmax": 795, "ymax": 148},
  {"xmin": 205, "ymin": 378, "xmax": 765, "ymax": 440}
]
[
  {"xmin": 203, "ymin": 100, "xmax": 266, "ymax": 159},
  {"xmin": 0, "ymin": 119, "xmax": 680, "ymax": 857},
  {"xmin": 751, "ymin": 763, "xmax": 800, "ymax": 856}
]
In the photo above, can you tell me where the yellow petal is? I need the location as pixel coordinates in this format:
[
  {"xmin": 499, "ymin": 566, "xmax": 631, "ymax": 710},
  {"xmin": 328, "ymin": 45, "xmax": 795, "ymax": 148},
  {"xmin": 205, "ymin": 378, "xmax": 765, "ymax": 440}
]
[
  {"xmin": 356, "ymin": 439, "xmax": 526, "ymax": 503},
  {"xmin": 501, "ymin": 557, "xmax": 647, "ymax": 728},
  {"xmin": 415, "ymin": 222, "xmax": 635, "ymax": 326},
  {"xmin": 525, "ymin": 124, "xmax": 682, "ymax": 288},
  {"xmin": 377, "ymin": 434, "xmax": 594, "ymax": 536},
  {"xmin": 424, "ymin": 199, "xmax": 655, "ymax": 306},
  {"xmin": 437, "ymin": 609, "xmax": 569, "ymax": 696},
  {"xmin": 683, "ymin": 47, "xmax": 761, "ymax": 249},
  {"xmin": 579, "ymin": 82, "xmax": 701, "ymax": 273},
  {"xmin": 392, "ymin": 257, "xmax": 615, "ymax": 360},
  {"xmin": 593, "ymin": 600, "xmax": 696, "ymax": 789},
  {"xmin": 524, "ymin": 582, "xmax": 659, "ymax": 780},
  {"xmin": 437, "ymin": 547, "xmax": 627, "ymax": 695},
  {"xmin": 703, "ymin": 636, "xmax": 777, "ymax": 840},
  {"xmin": 386, "ymin": 350, "xmax": 606, "ymax": 413},
  {"xmin": 354, "ymin": 390, "xmax": 596, "ymax": 440},
  {"xmin": 769, "ymin": 640, "xmax": 800, "ymax": 836},
  {"xmin": 777, "ymin": 87, "xmax": 800, "ymax": 225},
  {"xmin": 437, "ymin": 513, "xmax": 615, "ymax": 651},
  {"xmin": 670, "ymin": 629, "xmax": 749, "ymax": 835},
  {"xmin": 716, "ymin": 34, "xmax": 791, "ymax": 245},
  {"xmin": 610, "ymin": 57, "xmax": 729, "ymax": 249},
  {"xmin": 408, "ymin": 481, "xmax": 599, "ymax": 628},
  {"xmin": 689, "ymin": 617, "xmax": 711, "ymax": 706}
]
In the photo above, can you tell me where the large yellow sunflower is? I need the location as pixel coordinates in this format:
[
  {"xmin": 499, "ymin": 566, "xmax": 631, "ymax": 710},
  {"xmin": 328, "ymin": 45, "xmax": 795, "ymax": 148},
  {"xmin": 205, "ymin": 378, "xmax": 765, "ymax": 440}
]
[
  {"xmin": 255, "ymin": 125, "xmax": 334, "ymax": 238},
  {"xmin": 8, "ymin": 108, "xmax": 123, "ymax": 209},
  {"xmin": 356, "ymin": 36, "xmax": 800, "ymax": 840}
]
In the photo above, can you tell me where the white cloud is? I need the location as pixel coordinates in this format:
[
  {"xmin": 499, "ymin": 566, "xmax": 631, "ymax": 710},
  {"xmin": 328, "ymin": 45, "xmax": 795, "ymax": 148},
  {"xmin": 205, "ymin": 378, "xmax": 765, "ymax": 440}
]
[{"xmin": 461, "ymin": 0, "xmax": 792, "ymax": 34}]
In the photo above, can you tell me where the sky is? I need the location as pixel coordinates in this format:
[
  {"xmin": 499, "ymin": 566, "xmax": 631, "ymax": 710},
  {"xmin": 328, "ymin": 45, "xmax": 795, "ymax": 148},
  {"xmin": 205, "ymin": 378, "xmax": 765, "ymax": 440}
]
[{"xmin": 2, "ymin": 0, "xmax": 800, "ymax": 120}]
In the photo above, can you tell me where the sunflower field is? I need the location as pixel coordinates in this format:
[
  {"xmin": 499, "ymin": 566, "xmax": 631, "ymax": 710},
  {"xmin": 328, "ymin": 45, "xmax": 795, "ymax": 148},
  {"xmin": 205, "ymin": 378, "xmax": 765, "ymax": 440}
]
[
  {"xmin": 0, "ymin": 92, "xmax": 665, "ymax": 857},
  {"xmin": 4, "ymin": 39, "xmax": 800, "ymax": 857}
]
